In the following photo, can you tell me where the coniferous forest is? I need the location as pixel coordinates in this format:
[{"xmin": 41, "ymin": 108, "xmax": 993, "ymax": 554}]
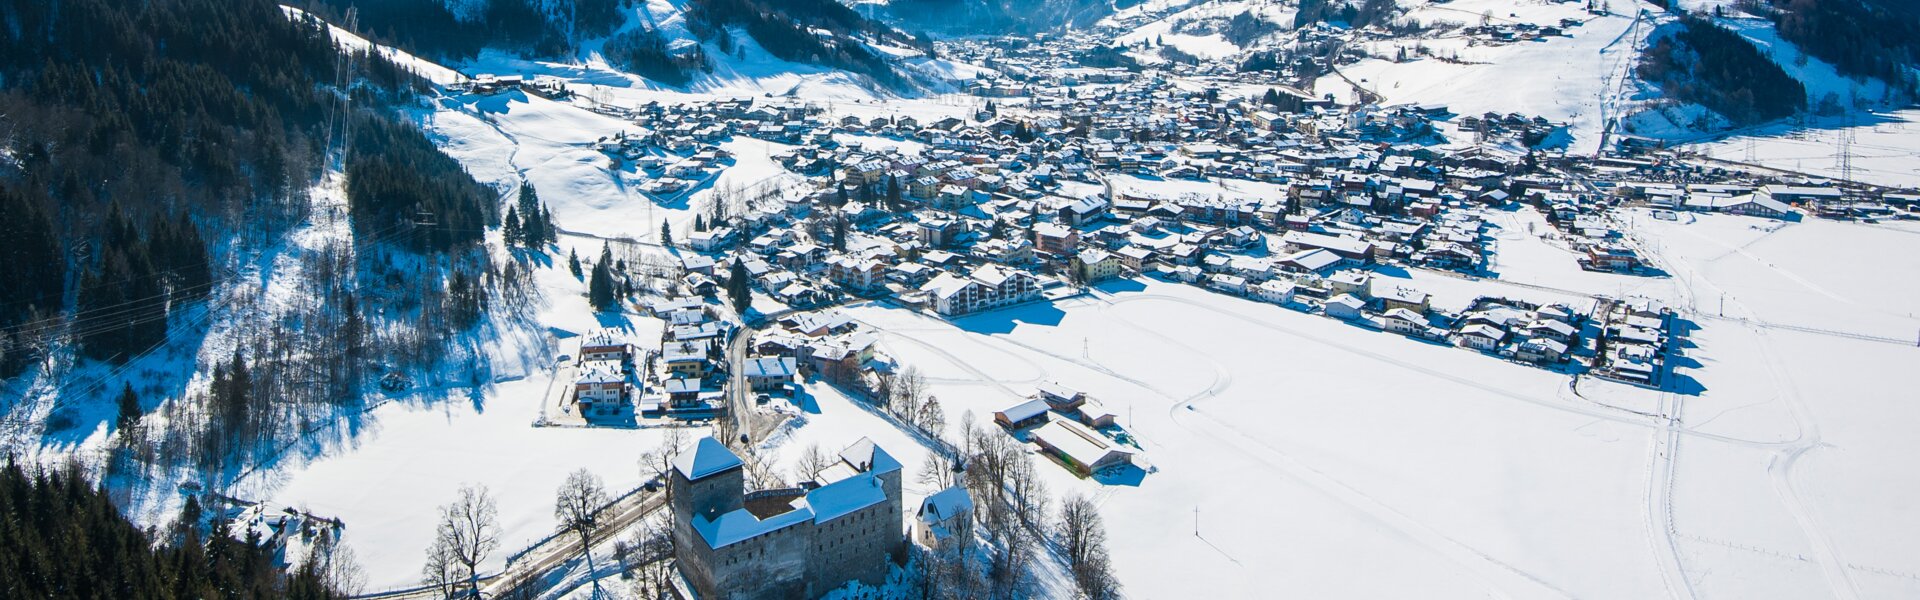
[
  {"xmin": 0, "ymin": 459, "xmax": 350, "ymax": 599},
  {"xmin": 1769, "ymin": 0, "xmax": 1920, "ymax": 96},
  {"xmin": 0, "ymin": 0, "xmax": 494, "ymax": 378},
  {"xmin": 293, "ymin": 0, "xmax": 624, "ymax": 61},
  {"xmin": 0, "ymin": 0, "xmax": 504, "ymax": 532},
  {"xmin": 1636, "ymin": 15, "xmax": 1807, "ymax": 124},
  {"xmin": 686, "ymin": 0, "xmax": 904, "ymax": 84}
]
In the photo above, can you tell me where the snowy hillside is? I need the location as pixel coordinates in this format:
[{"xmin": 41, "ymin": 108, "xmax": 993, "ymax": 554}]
[{"xmin": 1093, "ymin": 0, "xmax": 1916, "ymax": 153}]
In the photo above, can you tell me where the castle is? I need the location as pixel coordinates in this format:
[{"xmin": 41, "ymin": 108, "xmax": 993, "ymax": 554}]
[{"xmin": 671, "ymin": 436, "xmax": 905, "ymax": 599}]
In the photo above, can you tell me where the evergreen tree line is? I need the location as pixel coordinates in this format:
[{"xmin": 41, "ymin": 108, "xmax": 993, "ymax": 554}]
[
  {"xmin": 887, "ymin": 0, "xmax": 1116, "ymax": 34},
  {"xmin": 1220, "ymin": 11, "xmax": 1282, "ymax": 47},
  {"xmin": 0, "ymin": 187, "xmax": 64, "ymax": 376},
  {"xmin": 603, "ymin": 26, "xmax": 712, "ymax": 86},
  {"xmin": 0, "ymin": 459, "xmax": 348, "ymax": 599},
  {"xmin": 72, "ymin": 206, "xmax": 215, "ymax": 365},
  {"xmin": 1637, "ymin": 15, "xmax": 1807, "ymax": 124},
  {"xmin": 345, "ymin": 113, "xmax": 496, "ymax": 253},
  {"xmin": 685, "ymin": 0, "xmax": 900, "ymax": 85},
  {"xmin": 1768, "ymin": 0, "xmax": 1920, "ymax": 96},
  {"xmin": 294, "ymin": 0, "xmax": 624, "ymax": 61},
  {"xmin": 0, "ymin": 0, "xmax": 492, "ymax": 376},
  {"xmin": 1294, "ymin": 0, "xmax": 1400, "ymax": 29},
  {"xmin": 504, "ymin": 184, "xmax": 559, "ymax": 249}
]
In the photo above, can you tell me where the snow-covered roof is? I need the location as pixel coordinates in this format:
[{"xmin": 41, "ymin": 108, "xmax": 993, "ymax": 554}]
[
  {"xmin": 920, "ymin": 272, "xmax": 972, "ymax": 300},
  {"xmin": 1283, "ymin": 248, "xmax": 1344, "ymax": 272},
  {"xmin": 797, "ymin": 472, "xmax": 888, "ymax": 523},
  {"xmin": 691, "ymin": 503, "xmax": 813, "ymax": 549},
  {"xmin": 995, "ymin": 398, "xmax": 1051, "ymax": 424},
  {"xmin": 1326, "ymin": 294, "xmax": 1366, "ymax": 310},
  {"xmin": 673, "ymin": 437, "xmax": 743, "ymax": 481},
  {"xmin": 837, "ymin": 437, "xmax": 902, "ymax": 475},
  {"xmin": 919, "ymin": 486, "xmax": 973, "ymax": 522},
  {"xmin": 741, "ymin": 356, "xmax": 798, "ymax": 378},
  {"xmin": 1030, "ymin": 420, "xmax": 1133, "ymax": 470}
]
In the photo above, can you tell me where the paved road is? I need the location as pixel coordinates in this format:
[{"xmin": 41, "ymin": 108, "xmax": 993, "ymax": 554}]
[
  {"xmin": 352, "ymin": 482, "xmax": 667, "ymax": 600},
  {"xmin": 484, "ymin": 487, "xmax": 669, "ymax": 599}
]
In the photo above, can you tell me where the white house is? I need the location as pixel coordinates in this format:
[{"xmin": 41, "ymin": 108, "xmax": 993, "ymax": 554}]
[
  {"xmin": 920, "ymin": 265, "xmax": 1041, "ymax": 317},
  {"xmin": 740, "ymin": 356, "xmax": 799, "ymax": 392},
  {"xmin": 1453, "ymin": 323, "xmax": 1506, "ymax": 351},
  {"xmin": 1251, "ymin": 280, "xmax": 1296, "ymax": 305},
  {"xmin": 1324, "ymin": 294, "xmax": 1366, "ymax": 320},
  {"xmin": 913, "ymin": 486, "xmax": 974, "ymax": 550}
]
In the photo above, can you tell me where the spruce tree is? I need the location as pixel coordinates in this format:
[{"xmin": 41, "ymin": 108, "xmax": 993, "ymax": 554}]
[
  {"xmin": 728, "ymin": 259, "xmax": 752, "ymax": 315},
  {"xmin": 116, "ymin": 383, "xmax": 141, "ymax": 434},
  {"xmin": 589, "ymin": 259, "xmax": 615, "ymax": 311},
  {"xmin": 660, "ymin": 219, "xmax": 674, "ymax": 248},
  {"xmin": 569, "ymin": 249, "xmax": 583, "ymax": 277},
  {"xmin": 504, "ymin": 205, "xmax": 525, "ymax": 247}
]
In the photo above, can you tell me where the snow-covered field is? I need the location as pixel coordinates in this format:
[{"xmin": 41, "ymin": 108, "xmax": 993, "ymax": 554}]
[
  {"xmin": 249, "ymin": 378, "xmax": 688, "ymax": 589},
  {"xmin": 823, "ymin": 208, "xmax": 1919, "ymax": 598},
  {"xmin": 1683, "ymin": 109, "xmax": 1920, "ymax": 189}
]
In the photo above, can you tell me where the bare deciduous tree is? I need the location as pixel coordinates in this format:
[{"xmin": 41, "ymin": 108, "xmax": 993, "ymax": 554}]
[
  {"xmin": 918, "ymin": 451, "xmax": 955, "ymax": 489},
  {"xmin": 422, "ymin": 540, "xmax": 458, "ymax": 599},
  {"xmin": 918, "ymin": 395, "xmax": 947, "ymax": 439},
  {"xmin": 892, "ymin": 366, "xmax": 928, "ymax": 425},
  {"xmin": 794, "ymin": 442, "xmax": 831, "ymax": 484},
  {"xmin": 638, "ymin": 428, "xmax": 690, "ymax": 485},
  {"xmin": 624, "ymin": 514, "xmax": 676, "ymax": 599},
  {"xmin": 312, "ymin": 531, "xmax": 367, "ymax": 597},
  {"xmin": 555, "ymin": 469, "xmax": 612, "ymax": 594},
  {"xmin": 430, "ymin": 483, "xmax": 499, "ymax": 599},
  {"xmin": 1057, "ymin": 493, "xmax": 1118, "ymax": 599}
]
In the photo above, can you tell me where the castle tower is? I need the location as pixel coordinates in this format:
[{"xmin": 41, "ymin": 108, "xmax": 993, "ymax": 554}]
[{"xmin": 669, "ymin": 436, "xmax": 745, "ymax": 597}]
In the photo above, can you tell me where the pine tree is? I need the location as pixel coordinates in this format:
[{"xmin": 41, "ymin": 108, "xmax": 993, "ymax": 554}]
[
  {"xmin": 727, "ymin": 259, "xmax": 752, "ymax": 315},
  {"xmin": 589, "ymin": 243, "xmax": 615, "ymax": 311},
  {"xmin": 831, "ymin": 217, "xmax": 848, "ymax": 252},
  {"xmin": 589, "ymin": 260, "xmax": 615, "ymax": 311},
  {"xmin": 115, "ymin": 383, "xmax": 141, "ymax": 434},
  {"xmin": 504, "ymin": 205, "xmax": 525, "ymax": 247},
  {"xmin": 569, "ymin": 249, "xmax": 583, "ymax": 277},
  {"xmin": 660, "ymin": 219, "xmax": 674, "ymax": 248}
]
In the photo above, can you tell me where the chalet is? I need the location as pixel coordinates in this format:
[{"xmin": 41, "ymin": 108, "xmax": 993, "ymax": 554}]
[
  {"xmin": 1277, "ymin": 248, "xmax": 1346, "ymax": 275},
  {"xmin": 1369, "ymin": 281, "xmax": 1430, "ymax": 312},
  {"xmin": 1453, "ymin": 323, "xmax": 1506, "ymax": 352},
  {"xmin": 1515, "ymin": 337, "xmax": 1569, "ymax": 363},
  {"xmin": 1251, "ymin": 280, "xmax": 1296, "ymax": 305},
  {"xmin": 1073, "ymin": 249, "xmax": 1124, "ymax": 283},
  {"xmin": 574, "ymin": 366, "xmax": 629, "ymax": 415},
  {"xmin": 740, "ymin": 356, "xmax": 799, "ymax": 392},
  {"xmin": 662, "ymin": 341, "xmax": 712, "ymax": 378},
  {"xmin": 579, "ymin": 330, "xmax": 633, "ymax": 365},
  {"xmin": 1324, "ymin": 294, "xmax": 1366, "ymax": 320},
  {"xmin": 1381, "ymin": 308, "xmax": 1429, "ymax": 337},
  {"xmin": 1032, "ymin": 223, "xmax": 1080, "ymax": 256},
  {"xmin": 1281, "ymin": 231, "xmax": 1376, "ymax": 262}
]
